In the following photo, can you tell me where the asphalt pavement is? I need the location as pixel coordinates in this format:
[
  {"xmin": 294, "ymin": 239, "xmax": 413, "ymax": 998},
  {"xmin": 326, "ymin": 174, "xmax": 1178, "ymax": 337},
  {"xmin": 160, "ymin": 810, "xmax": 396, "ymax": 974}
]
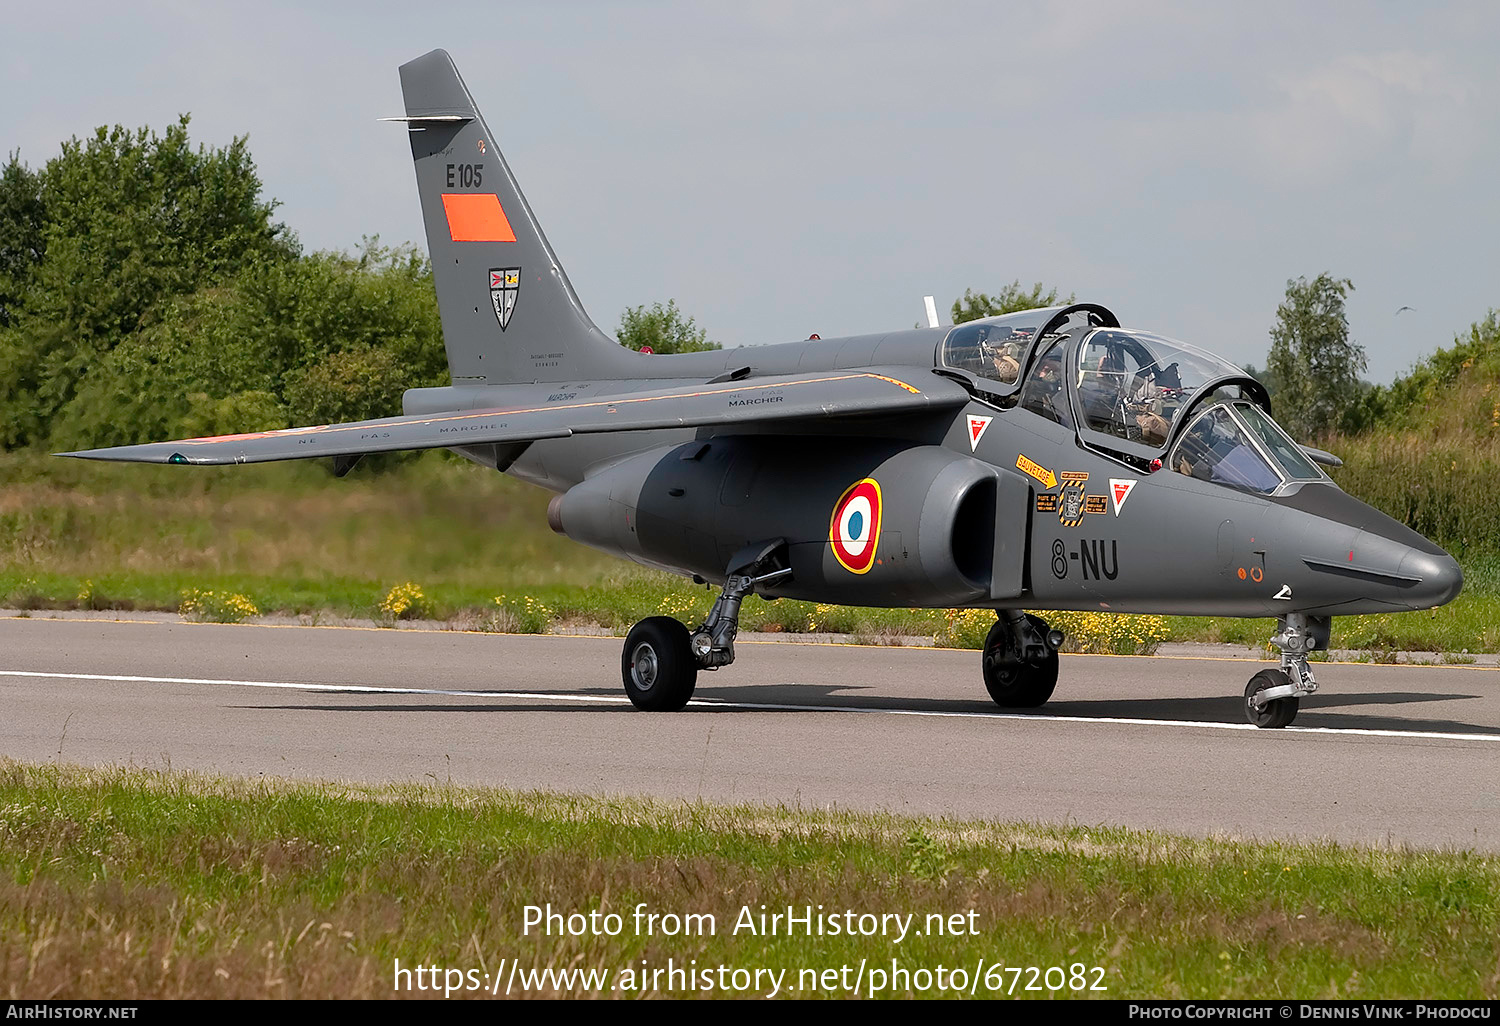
[{"xmin": 3, "ymin": 615, "xmax": 1497, "ymax": 850}]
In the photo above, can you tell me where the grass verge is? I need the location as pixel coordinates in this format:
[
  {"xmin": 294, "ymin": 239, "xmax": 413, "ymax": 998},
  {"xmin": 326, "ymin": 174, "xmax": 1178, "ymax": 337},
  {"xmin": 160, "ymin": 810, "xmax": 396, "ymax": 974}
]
[
  {"xmin": 1, "ymin": 760, "xmax": 1497, "ymax": 999},
  {"xmin": 4, "ymin": 450, "xmax": 1498, "ymax": 653}
]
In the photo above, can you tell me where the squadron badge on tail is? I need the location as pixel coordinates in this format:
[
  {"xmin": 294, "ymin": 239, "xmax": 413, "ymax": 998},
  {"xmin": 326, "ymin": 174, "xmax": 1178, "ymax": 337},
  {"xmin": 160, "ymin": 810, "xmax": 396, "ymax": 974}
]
[{"xmin": 489, "ymin": 267, "xmax": 520, "ymax": 331}]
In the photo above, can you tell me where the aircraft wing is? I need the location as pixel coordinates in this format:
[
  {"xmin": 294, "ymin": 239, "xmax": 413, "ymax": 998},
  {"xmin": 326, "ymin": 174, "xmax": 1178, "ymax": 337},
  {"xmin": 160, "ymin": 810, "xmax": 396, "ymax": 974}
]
[{"xmin": 58, "ymin": 368, "xmax": 967, "ymax": 466}]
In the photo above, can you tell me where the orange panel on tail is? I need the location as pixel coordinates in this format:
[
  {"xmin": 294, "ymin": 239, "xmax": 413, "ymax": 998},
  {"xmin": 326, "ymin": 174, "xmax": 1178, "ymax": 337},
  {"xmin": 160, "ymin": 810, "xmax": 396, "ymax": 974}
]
[{"xmin": 441, "ymin": 193, "xmax": 517, "ymax": 242}]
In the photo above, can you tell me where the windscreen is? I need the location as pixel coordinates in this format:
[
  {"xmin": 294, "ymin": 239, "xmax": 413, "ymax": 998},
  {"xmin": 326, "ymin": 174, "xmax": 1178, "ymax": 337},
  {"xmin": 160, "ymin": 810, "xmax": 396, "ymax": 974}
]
[
  {"xmin": 1235, "ymin": 402, "xmax": 1323, "ymax": 481},
  {"xmin": 1170, "ymin": 405, "xmax": 1282, "ymax": 494}
]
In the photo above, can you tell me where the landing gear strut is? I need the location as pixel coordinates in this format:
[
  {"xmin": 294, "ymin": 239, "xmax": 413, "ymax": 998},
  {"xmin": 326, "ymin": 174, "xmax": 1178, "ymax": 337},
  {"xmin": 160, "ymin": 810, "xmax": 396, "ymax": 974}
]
[
  {"xmin": 620, "ymin": 541, "xmax": 790, "ymax": 711},
  {"xmin": 1244, "ymin": 613, "xmax": 1329, "ymax": 728},
  {"xmin": 982, "ymin": 610, "xmax": 1063, "ymax": 708}
]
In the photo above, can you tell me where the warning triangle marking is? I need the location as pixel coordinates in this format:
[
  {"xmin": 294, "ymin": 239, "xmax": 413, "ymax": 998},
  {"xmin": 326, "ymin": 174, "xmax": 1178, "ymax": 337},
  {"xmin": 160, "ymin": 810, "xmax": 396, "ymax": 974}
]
[
  {"xmin": 1108, "ymin": 478, "xmax": 1137, "ymax": 516},
  {"xmin": 967, "ymin": 415, "xmax": 992, "ymax": 452}
]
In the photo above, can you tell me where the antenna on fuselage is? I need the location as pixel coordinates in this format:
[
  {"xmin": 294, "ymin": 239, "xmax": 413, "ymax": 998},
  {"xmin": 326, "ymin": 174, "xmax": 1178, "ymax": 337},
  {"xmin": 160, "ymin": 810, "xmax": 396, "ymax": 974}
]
[{"xmin": 923, "ymin": 296, "xmax": 941, "ymax": 329}]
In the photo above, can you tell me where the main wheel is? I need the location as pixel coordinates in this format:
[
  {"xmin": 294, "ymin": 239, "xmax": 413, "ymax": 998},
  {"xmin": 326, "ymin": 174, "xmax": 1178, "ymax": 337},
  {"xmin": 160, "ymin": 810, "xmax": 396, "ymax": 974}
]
[
  {"xmin": 1244, "ymin": 668, "xmax": 1299, "ymax": 728},
  {"xmin": 981, "ymin": 614, "xmax": 1059, "ymax": 708},
  {"xmin": 621, "ymin": 616, "xmax": 698, "ymax": 711}
]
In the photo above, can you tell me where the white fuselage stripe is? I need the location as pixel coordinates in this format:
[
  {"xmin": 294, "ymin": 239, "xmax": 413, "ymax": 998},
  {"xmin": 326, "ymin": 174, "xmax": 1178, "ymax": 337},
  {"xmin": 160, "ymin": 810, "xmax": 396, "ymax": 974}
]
[{"xmin": 1, "ymin": 669, "xmax": 1496, "ymax": 744}]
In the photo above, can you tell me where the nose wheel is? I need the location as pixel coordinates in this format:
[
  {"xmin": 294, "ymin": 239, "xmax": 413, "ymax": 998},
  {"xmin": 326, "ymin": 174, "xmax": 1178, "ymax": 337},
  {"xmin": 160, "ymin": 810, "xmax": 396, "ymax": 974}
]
[{"xmin": 1244, "ymin": 669, "xmax": 1299, "ymax": 728}]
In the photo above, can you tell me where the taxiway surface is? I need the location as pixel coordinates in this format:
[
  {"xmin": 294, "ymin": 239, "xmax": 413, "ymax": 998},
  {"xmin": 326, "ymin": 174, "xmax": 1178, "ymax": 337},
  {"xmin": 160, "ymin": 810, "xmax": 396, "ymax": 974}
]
[{"xmin": 3, "ymin": 616, "xmax": 1496, "ymax": 850}]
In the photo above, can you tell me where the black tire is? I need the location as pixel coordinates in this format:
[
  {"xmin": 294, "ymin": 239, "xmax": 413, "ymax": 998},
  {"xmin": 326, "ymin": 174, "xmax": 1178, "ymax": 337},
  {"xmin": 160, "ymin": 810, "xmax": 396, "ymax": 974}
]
[
  {"xmin": 981, "ymin": 614, "xmax": 1059, "ymax": 708},
  {"xmin": 621, "ymin": 616, "xmax": 698, "ymax": 711},
  {"xmin": 1244, "ymin": 668, "xmax": 1299, "ymax": 728}
]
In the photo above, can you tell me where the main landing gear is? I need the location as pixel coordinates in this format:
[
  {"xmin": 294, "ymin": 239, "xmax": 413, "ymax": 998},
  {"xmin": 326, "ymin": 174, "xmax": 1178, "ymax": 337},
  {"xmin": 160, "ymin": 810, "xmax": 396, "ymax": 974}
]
[
  {"xmin": 982, "ymin": 610, "xmax": 1064, "ymax": 708},
  {"xmin": 622, "ymin": 577, "xmax": 1326, "ymax": 728},
  {"xmin": 621, "ymin": 541, "xmax": 790, "ymax": 711},
  {"xmin": 1243, "ymin": 612, "xmax": 1328, "ymax": 728}
]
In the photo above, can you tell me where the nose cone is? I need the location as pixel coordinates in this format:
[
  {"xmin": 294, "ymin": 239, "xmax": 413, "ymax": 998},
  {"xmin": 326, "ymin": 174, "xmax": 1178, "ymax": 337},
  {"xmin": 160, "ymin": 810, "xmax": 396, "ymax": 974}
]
[
  {"xmin": 1272, "ymin": 483, "xmax": 1464, "ymax": 612},
  {"xmin": 1400, "ymin": 547, "xmax": 1464, "ymax": 608}
]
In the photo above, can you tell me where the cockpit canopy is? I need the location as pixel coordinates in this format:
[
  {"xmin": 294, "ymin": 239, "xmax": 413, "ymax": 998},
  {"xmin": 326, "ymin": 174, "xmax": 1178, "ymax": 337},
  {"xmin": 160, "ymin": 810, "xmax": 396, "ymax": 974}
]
[
  {"xmin": 939, "ymin": 308, "xmax": 1316, "ymax": 493},
  {"xmin": 939, "ymin": 304, "xmax": 1120, "ymax": 394},
  {"xmin": 941, "ymin": 320, "xmax": 1043, "ymax": 386},
  {"xmin": 1071, "ymin": 330, "xmax": 1255, "ymax": 451},
  {"xmin": 1041, "ymin": 328, "xmax": 1314, "ymax": 492}
]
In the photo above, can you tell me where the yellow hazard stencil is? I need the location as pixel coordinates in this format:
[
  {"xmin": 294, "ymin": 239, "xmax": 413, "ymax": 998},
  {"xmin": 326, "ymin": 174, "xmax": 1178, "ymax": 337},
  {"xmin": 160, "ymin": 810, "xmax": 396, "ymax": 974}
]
[{"xmin": 1015, "ymin": 454, "xmax": 1058, "ymax": 489}]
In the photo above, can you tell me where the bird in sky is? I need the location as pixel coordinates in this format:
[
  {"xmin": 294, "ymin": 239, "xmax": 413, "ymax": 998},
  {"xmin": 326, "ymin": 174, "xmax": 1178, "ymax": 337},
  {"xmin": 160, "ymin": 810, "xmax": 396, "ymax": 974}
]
[{"xmin": 1395, "ymin": 306, "xmax": 1417, "ymax": 315}]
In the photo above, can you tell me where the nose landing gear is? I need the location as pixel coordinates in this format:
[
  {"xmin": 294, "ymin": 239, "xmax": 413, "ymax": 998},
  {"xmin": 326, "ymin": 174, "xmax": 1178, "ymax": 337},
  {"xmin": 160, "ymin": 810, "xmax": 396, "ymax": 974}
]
[{"xmin": 1244, "ymin": 613, "xmax": 1329, "ymax": 728}]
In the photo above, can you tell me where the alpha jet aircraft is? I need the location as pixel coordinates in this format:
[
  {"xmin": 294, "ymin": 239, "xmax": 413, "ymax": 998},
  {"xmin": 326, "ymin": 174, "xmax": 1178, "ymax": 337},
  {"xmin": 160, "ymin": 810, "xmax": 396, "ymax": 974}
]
[{"xmin": 63, "ymin": 49, "xmax": 1463, "ymax": 727}]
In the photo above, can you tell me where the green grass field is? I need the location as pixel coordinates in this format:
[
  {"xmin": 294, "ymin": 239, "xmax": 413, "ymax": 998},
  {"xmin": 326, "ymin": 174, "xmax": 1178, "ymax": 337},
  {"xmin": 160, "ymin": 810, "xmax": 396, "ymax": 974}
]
[
  {"xmin": 1, "ymin": 760, "xmax": 1496, "ymax": 999},
  {"xmin": 3, "ymin": 451, "xmax": 1498, "ymax": 653}
]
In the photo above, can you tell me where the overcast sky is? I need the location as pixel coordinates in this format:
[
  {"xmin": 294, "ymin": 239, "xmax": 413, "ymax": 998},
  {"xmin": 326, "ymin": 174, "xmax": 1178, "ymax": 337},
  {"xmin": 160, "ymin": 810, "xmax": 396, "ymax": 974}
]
[{"xmin": 6, "ymin": 1, "xmax": 1496, "ymax": 383}]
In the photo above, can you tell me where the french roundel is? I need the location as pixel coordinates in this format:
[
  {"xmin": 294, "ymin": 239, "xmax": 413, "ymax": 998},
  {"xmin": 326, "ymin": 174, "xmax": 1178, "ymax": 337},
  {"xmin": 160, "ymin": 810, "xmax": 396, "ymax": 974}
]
[{"xmin": 829, "ymin": 478, "xmax": 882, "ymax": 574}]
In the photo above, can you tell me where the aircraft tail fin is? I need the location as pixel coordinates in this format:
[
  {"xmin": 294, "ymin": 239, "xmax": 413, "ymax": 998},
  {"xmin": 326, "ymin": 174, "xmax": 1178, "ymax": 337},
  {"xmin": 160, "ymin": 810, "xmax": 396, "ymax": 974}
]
[{"xmin": 396, "ymin": 49, "xmax": 634, "ymax": 384}]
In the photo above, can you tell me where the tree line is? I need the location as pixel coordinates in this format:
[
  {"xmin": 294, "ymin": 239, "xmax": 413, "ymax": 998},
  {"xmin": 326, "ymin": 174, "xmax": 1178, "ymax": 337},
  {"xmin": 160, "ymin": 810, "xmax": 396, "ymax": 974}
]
[
  {"xmin": 0, "ymin": 117, "xmax": 1485, "ymax": 452},
  {"xmin": 0, "ymin": 117, "xmax": 449, "ymax": 451},
  {"xmin": 0, "ymin": 118, "xmax": 722, "ymax": 453}
]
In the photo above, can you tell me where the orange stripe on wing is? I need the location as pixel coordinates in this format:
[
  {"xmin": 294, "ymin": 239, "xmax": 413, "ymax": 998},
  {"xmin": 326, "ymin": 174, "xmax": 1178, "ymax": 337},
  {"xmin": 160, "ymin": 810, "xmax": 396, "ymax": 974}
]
[
  {"xmin": 867, "ymin": 373, "xmax": 922, "ymax": 394},
  {"xmin": 441, "ymin": 193, "xmax": 517, "ymax": 243}
]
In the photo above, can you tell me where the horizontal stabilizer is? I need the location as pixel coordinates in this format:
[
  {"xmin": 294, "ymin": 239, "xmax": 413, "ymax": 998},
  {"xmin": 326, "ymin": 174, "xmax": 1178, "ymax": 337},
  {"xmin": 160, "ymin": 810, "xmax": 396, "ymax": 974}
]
[
  {"xmin": 58, "ymin": 369, "xmax": 966, "ymax": 467},
  {"xmin": 377, "ymin": 114, "xmax": 473, "ymax": 124}
]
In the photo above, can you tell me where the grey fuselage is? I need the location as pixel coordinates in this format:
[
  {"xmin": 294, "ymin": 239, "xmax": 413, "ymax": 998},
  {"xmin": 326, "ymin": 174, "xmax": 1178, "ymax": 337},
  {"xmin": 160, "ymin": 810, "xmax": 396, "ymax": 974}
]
[{"xmin": 404, "ymin": 311, "xmax": 1463, "ymax": 619}]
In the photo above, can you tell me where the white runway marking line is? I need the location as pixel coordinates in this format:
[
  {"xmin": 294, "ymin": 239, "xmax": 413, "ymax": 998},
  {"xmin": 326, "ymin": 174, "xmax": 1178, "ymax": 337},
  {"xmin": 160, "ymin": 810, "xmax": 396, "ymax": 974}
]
[
  {"xmin": 0, "ymin": 669, "xmax": 622, "ymax": 704},
  {"xmin": 3, "ymin": 669, "xmax": 1497, "ymax": 744}
]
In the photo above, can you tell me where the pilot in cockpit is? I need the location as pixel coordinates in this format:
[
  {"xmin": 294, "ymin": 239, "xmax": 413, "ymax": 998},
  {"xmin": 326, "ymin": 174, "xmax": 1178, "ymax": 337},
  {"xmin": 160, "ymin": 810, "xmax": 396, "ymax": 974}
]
[
  {"xmin": 991, "ymin": 339, "xmax": 1021, "ymax": 384},
  {"xmin": 1080, "ymin": 344, "xmax": 1171, "ymax": 447},
  {"xmin": 1079, "ymin": 346, "xmax": 1132, "ymax": 435},
  {"xmin": 1129, "ymin": 363, "xmax": 1177, "ymax": 446}
]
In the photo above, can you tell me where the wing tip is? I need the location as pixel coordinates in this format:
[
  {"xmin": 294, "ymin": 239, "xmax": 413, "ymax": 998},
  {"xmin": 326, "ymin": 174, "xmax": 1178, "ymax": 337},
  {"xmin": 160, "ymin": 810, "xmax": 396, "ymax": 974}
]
[{"xmin": 52, "ymin": 447, "xmax": 193, "ymax": 465}]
